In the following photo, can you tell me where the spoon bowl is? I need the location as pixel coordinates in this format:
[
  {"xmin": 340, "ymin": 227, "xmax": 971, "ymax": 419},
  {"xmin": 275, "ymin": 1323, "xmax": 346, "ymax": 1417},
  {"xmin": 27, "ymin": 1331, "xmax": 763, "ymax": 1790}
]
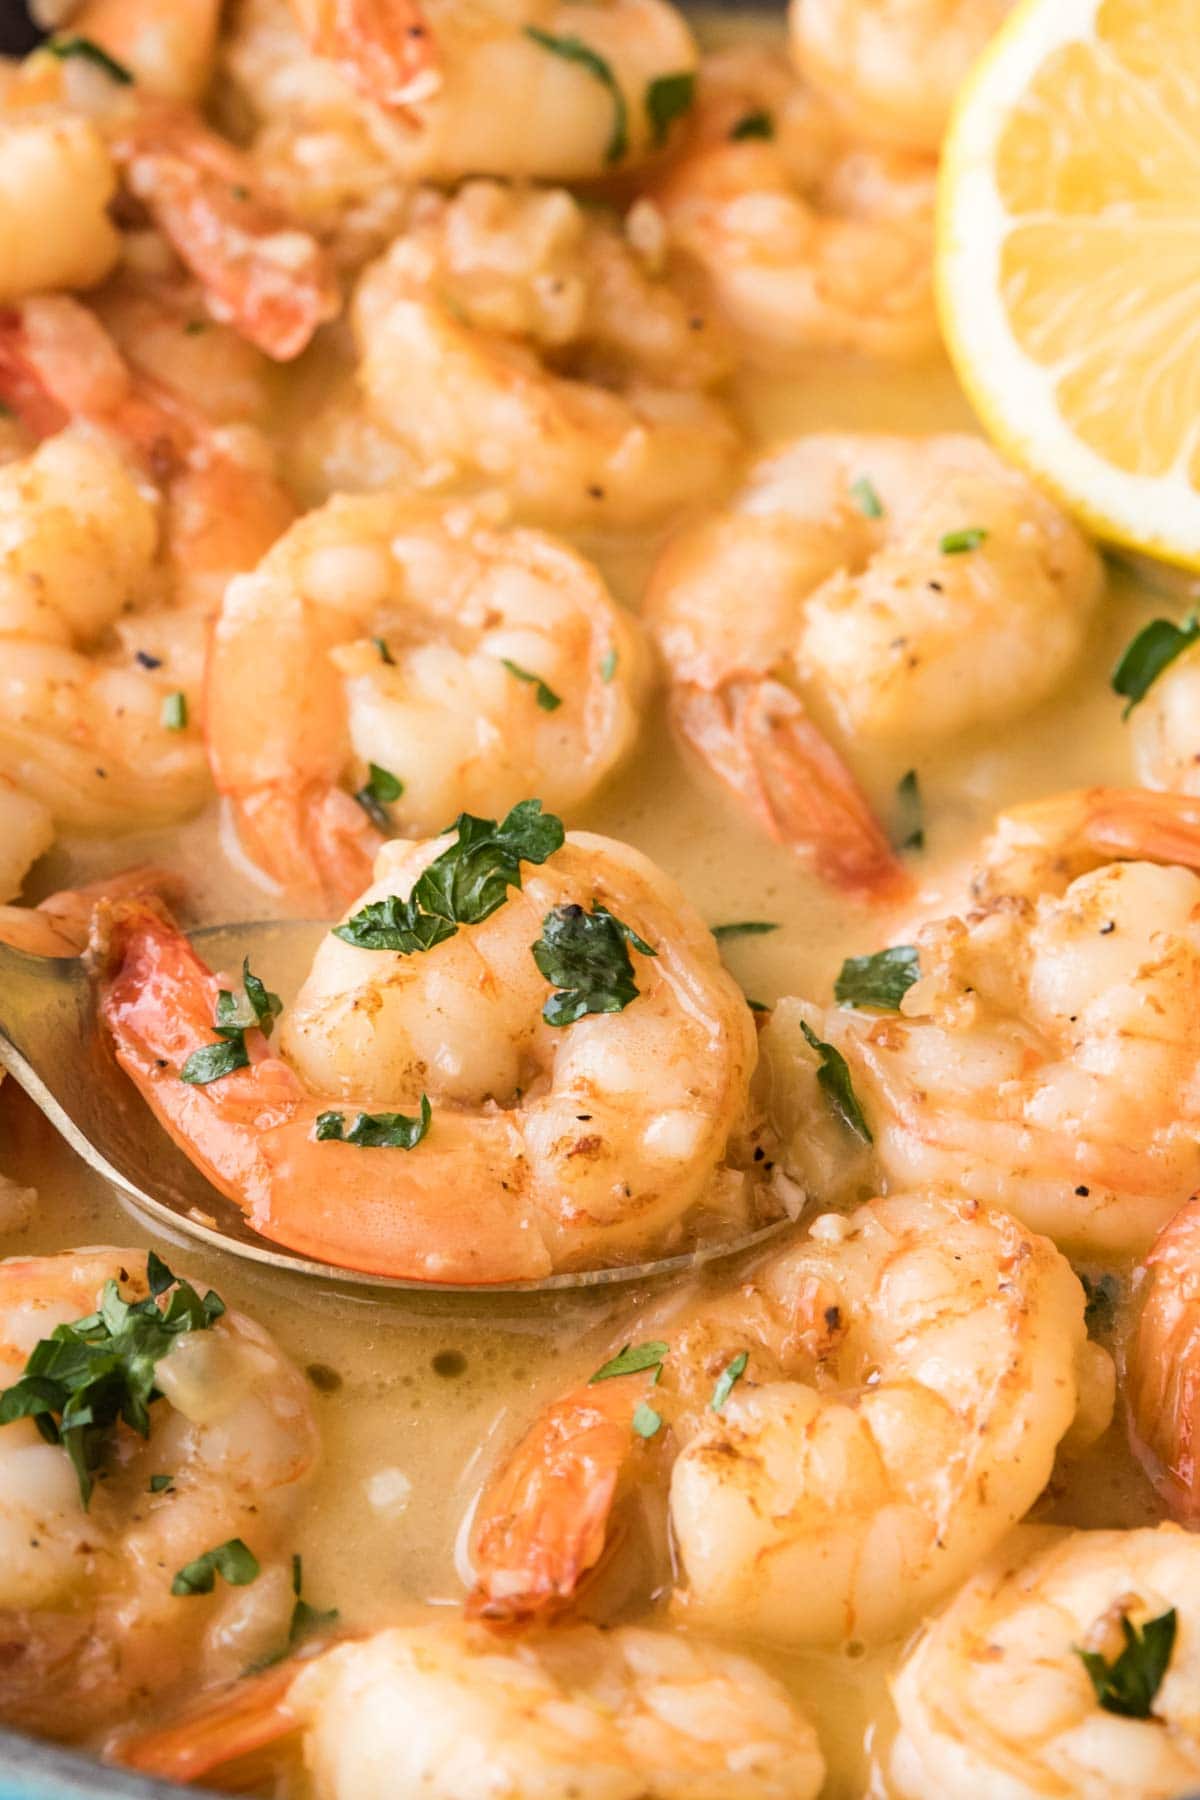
[{"xmin": 0, "ymin": 920, "xmax": 788, "ymax": 1293}]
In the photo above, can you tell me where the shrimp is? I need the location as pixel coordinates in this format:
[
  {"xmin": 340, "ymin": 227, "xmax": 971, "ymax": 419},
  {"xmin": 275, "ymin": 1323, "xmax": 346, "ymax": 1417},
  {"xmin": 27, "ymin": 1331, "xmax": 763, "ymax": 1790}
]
[
  {"xmin": 117, "ymin": 1620, "xmax": 826, "ymax": 1798},
  {"xmin": 90, "ymin": 825, "xmax": 761, "ymax": 1282},
  {"xmin": 1124, "ymin": 638, "xmax": 1200, "ymax": 797},
  {"xmin": 644, "ymin": 433, "xmax": 1101, "ymax": 898},
  {"xmin": 650, "ymin": 46, "xmax": 939, "ymax": 362},
  {"xmin": 0, "ymin": 864, "xmax": 182, "ymax": 957},
  {"xmin": 789, "ymin": 0, "xmax": 1016, "ymax": 156},
  {"xmin": 810, "ymin": 789, "xmax": 1200, "ymax": 1256},
  {"xmin": 352, "ymin": 182, "xmax": 741, "ymax": 529},
  {"xmin": 207, "ymin": 491, "xmax": 650, "ymax": 909},
  {"xmin": 890, "ymin": 1524, "xmax": 1200, "ymax": 1799},
  {"xmin": 61, "ymin": 0, "xmax": 223, "ymax": 101},
  {"xmin": 0, "ymin": 110, "xmax": 121, "ymax": 300},
  {"xmin": 0, "ymin": 1247, "xmax": 319, "ymax": 1740},
  {"xmin": 1126, "ymin": 1196, "xmax": 1200, "ymax": 1526},
  {"xmin": 469, "ymin": 1190, "xmax": 1110, "ymax": 1643},
  {"xmin": 228, "ymin": 0, "xmax": 700, "ymax": 193}
]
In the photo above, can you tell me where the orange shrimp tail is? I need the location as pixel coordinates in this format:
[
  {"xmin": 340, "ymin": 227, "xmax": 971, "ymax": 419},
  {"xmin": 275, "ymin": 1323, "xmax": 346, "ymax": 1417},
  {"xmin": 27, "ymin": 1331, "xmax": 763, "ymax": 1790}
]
[
  {"xmin": 673, "ymin": 678, "xmax": 911, "ymax": 902},
  {"xmin": 0, "ymin": 307, "xmax": 71, "ymax": 437},
  {"xmin": 468, "ymin": 1376, "xmax": 648, "ymax": 1629},
  {"xmin": 292, "ymin": 0, "xmax": 439, "ymax": 106},
  {"xmin": 32, "ymin": 865, "xmax": 184, "ymax": 955},
  {"xmin": 114, "ymin": 1660, "xmax": 301, "ymax": 1785},
  {"xmin": 1070, "ymin": 787, "xmax": 1200, "ymax": 872},
  {"xmin": 225, "ymin": 782, "xmax": 382, "ymax": 913},
  {"xmin": 1127, "ymin": 1195, "xmax": 1200, "ymax": 1525},
  {"xmin": 111, "ymin": 103, "xmax": 340, "ymax": 361}
]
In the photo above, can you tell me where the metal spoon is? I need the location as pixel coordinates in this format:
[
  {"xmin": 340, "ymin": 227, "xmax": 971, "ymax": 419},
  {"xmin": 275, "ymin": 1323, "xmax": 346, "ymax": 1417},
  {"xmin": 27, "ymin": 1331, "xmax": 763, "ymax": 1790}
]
[{"xmin": 0, "ymin": 919, "xmax": 788, "ymax": 1293}]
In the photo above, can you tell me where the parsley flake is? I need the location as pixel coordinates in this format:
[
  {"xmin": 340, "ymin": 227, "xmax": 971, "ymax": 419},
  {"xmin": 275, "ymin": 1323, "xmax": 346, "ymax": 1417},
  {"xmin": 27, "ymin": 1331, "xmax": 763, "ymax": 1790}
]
[
  {"xmin": 939, "ymin": 527, "xmax": 988, "ymax": 555},
  {"xmin": 523, "ymin": 28, "xmax": 628, "ymax": 163},
  {"xmin": 800, "ymin": 1020, "xmax": 872, "ymax": 1143},
  {"xmin": 589, "ymin": 1341, "xmax": 669, "ymax": 1384},
  {"xmin": 710, "ymin": 1351, "xmax": 748, "ymax": 1412},
  {"xmin": 181, "ymin": 958, "xmax": 282, "ymax": 1085},
  {"xmin": 712, "ymin": 920, "xmax": 778, "ymax": 941},
  {"xmin": 501, "ymin": 658, "xmax": 562, "ymax": 712},
  {"xmin": 1076, "ymin": 1608, "xmax": 1177, "ymax": 1719},
  {"xmin": 632, "ymin": 1401, "xmax": 662, "ymax": 1438},
  {"xmin": 171, "ymin": 1538, "xmax": 260, "ymax": 1597},
  {"xmin": 645, "ymin": 70, "xmax": 695, "ymax": 146},
  {"xmin": 1111, "ymin": 613, "xmax": 1200, "ymax": 717},
  {"xmin": 372, "ymin": 636, "xmax": 395, "ymax": 665},
  {"xmin": 599, "ymin": 647, "xmax": 618, "ymax": 683},
  {"xmin": 149, "ymin": 1473, "xmax": 174, "ymax": 1494},
  {"xmin": 161, "ymin": 691, "xmax": 187, "ymax": 732},
  {"xmin": 355, "ymin": 761, "xmax": 404, "ymax": 830},
  {"xmin": 834, "ymin": 945, "xmax": 919, "ymax": 1010},
  {"xmin": 46, "ymin": 34, "xmax": 133, "ymax": 82},
  {"xmin": 314, "ymin": 1095, "xmax": 431, "ymax": 1150},
  {"xmin": 895, "ymin": 769, "xmax": 924, "ymax": 852},
  {"xmin": 1080, "ymin": 1271, "xmax": 1121, "ymax": 1337},
  {"xmin": 532, "ymin": 903, "xmax": 655, "ymax": 1027},
  {"xmin": 850, "ymin": 475, "xmax": 884, "ymax": 519},
  {"xmin": 729, "ymin": 108, "xmax": 773, "ymax": 140}
]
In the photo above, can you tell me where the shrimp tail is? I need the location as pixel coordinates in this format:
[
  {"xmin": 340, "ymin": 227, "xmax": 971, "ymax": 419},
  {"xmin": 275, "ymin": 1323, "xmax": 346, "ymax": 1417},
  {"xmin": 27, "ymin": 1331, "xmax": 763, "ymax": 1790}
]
[
  {"xmin": 672, "ymin": 677, "xmax": 910, "ymax": 901},
  {"xmin": 468, "ymin": 1376, "xmax": 649, "ymax": 1629},
  {"xmin": 223, "ymin": 781, "xmax": 382, "ymax": 913},
  {"xmin": 1127, "ymin": 1195, "xmax": 1200, "ymax": 1525},
  {"xmin": 114, "ymin": 1659, "xmax": 302, "ymax": 1785},
  {"xmin": 290, "ymin": 0, "xmax": 440, "ymax": 106},
  {"xmin": 4, "ymin": 865, "xmax": 185, "ymax": 957}
]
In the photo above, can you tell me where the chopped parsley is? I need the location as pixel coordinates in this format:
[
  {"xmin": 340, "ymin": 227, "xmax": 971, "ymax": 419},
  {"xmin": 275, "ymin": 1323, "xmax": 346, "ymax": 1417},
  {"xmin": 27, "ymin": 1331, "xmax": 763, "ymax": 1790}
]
[
  {"xmin": 171, "ymin": 1538, "xmax": 260, "ymax": 1598},
  {"xmin": 729, "ymin": 108, "xmax": 773, "ymax": 141},
  {"xmin": 800, "ymin": 1020, "xmax": 872, "ymax": 1143},
  {"xmin": 523, "ymin": 28, "xmax": 628, "ymax": 163},
  {"xmin": 532, "ymin": 903, "xmax": 655, "ymax": 1027},
  {"xmin": 895, "ymin": 769, "xmax": 924, "ymax": 852},
  {"xmin": 0, "ymin": 1252, "xmax": 225, "ymax": 1507},
  {"xmin": 161, "ymin": 691, "xmax": 187, "ymax": 732},
  {"xmin": 148, "ymin": 1473, "xmax": 174, "ymax": 1494},
  {"xmin": 599, "ymin": 647, "xmax": 618, "ymax": 683},
  {"xmin": 372, "ymin": 636, "xmax": 395, "ymax": 665},
  {"xmin": 286, "ymin": 1553, "xmax": 339, "ymax": 1647},
  {"xmin": 313, "ymin": 1096, "xmax": 431, "ymax": 1150},
  {"xmin": 180, "ymin": 958, "xmax": 282, "ymax": 1086},
  {"xmin": 355, "ymin": 761, "xmax": 404, "ymax": 830},
  {"xmin": 1111, "ymin": 613, "xmax": 1200, "ymax": 716},
  {"xmin": 834, "ymin": 944, "xmax": 919, "ymax": 1010},
  {"xmin": 334, "ymin": 800, "xmax": 564, "ymax": 954},
  {"xmin": 183, "ymin": 319, "xmax": 207, "ymax": 336},
  {"xmin": 850, "ymin": 476, "xmax": 884, "ymax": 519},
  {"xmin": 939, "ymin": 527, "xmax": 988, "ymax": 555},
  {"xmin": 501, "ymin": 658, "xmax": 562, "ymax": 712},
  {"xmin": 46, "ymin": 35, "xmax": 133, "ymax": 83},
  {"xmin": 712, "ymin": 920, "xmax": 779, "ymax": 941},
  {"xmin": 1080, "ymin": 1271, "xmax": 1121, "ymax": 1337},
  {"xmin": 710, "ymin": 1351, "xmax": 748, "ymax": 1412},
  {"xmin": 632, "ymin": 1401, "xmax": 662, "ymax": 1438},
  {"xmin": 589, "ymin": 1340, "xmax": 669, "ymax": 1384},
  {"xmin": 645, "ymin": 70, "xmax": 695, "ymax": 147},
  {"xmin": 1076, "ymin": 1608, "xmax": 1177, "ymax": 1719}
]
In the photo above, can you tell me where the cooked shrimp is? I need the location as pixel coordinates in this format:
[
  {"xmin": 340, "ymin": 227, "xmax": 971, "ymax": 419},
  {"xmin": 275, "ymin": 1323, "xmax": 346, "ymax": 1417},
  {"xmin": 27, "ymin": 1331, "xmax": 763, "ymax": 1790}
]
[
  {"xmin": 789, "ymin": 0, "xmax": 1015, "ymax": 155},
  {"xmin": 0, "ymin": 1247, "xmax": 318, "ymax": 1740},
  {"xmin": 469, "ymin": 1190, "xmax": 1109, "ymax": 1642},
  {"xmin": 1124, "ymin": 639, "xmax": 1200, "ymax": 796},
  {"xmin": 890, "ymin": 1524, "xmax": 1200, "ymax": 1799},
  {"xmin": 208, "ymin": 490, "xmax": 650, "ymax": 909},
  {"xmin": 353, "ymin": 182, "xmax": 741, "ymax": 528},
  {"xmin": 229, "ymin": 0, "xmax": 700, "ymax": 191},
  {"xmin": 1127, "ymin": 1196, "xmax": 1200, "ymax": 1526},
  {"xmin": 118, "ymin": 1620, "xmax": 825, "ymax": 1798},
  {"xmin": 64, "ymin": 0, "xmax": 223, "ymax": 101},
  {"xmin": 650, "ymin": 47, "xmax": 938, "ymax": 362},
  {"xmin": 0, "ymin": 864, "xmax": 181, "ymax": 957},
  {"xmin": 645, "ymin": 432, "xmax": 1101, "ymax": 898},
  {"xmin": 811, "ymin": 790, "xmax": 1200, "ymax": 1256},
  {"xmin": 0, "ymin": 110, "xmax": 121, "ymax": 300},
  {"xmin": 91, "ymin": 826, "xmax": 760, "ymax": 1282}
]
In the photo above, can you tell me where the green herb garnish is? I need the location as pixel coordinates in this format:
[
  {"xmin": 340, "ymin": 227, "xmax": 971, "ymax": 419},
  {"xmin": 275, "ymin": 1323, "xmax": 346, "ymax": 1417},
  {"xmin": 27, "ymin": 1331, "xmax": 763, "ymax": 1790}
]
[
  {"xmin": 523, "ymin": 28, "xmax": 628, "ymax": 163},
  {"xmin": 729, "ymin": 108, "xmax": 773, "ymax": 140},
  {"xmin": 632, "ymin": 1401, "xmax": 662, "ymax": 1438},
  {"xmin": 532, "ymin": 903, "xmax": 655, "ymax": 1027},
  {"xmin": 645, "ymin": 70, "xmax": 695, "ymax": 146},
  {"xmin": 149, "ymin": 1473, "xmax": 174, "ymax": 1494},
  {"xmin": 372, "ymin": 636, "xmax": 395, "ymax": 665},
  {"xmin": 355, "ymin": 761, "xmax": 404, "ymax": 830},
  {"xmin": 1080, "ymin": 1271, "xmax": 1121, "ymax": 1337},
  {"xmin": 1076, "ymin": 1609, "xmax": 1177, "ymax": 1719},
  {"xmin": 710, "ymin": 1351, "xmax": 748, "ymax": 1412},
  {"xmin": 171, "ymin": 1538, "xmax": 260, "ymax": 1598},
  {"xmin": 599, "ymin": 648, "xmax": 618, "ymax": 683},
  {"xmin": 895, "ymin": 769, "xmax": 924, "ymax": 852},
  {"xmin": 286, "ymin": 1553, "xmax": 339, "ymax": 1646},
  {"xmin": 313, "ymin": 1096, "xmax": 431, "ymax": 1150},
  {"xmin": 712, "ymin": 920, "xmax": 779, "ymax": 941},
  {"xmin": 0, "ymin": 1253, "xmax": 225, "ymax": 1507},
  {"xmin": 939, "ymin": 527, "xmax": 988, "ymax": 555},
  {"xmin": 334, "ymin": 800, "xmax": 564, "ymax": 954},
  {"xmin": 46, "ymin": 34, "xmax": 133, "ymax": 83},
  {"xmin": 161, "ymin": 692, "xmax": 187, "ymax": 732},
  {"xmin": 501, "ymin": 659, "xmax": 562, "ymax": 713},
  {"xmin": 183, "ymin": 320, "xmax": 207, "ymax": 336},
  {"xmin": 1111, "ymin": 613, "xmax": 1200, "ymax": 717},
  {"xmin": 850, "ymin": 476, "xmax": 884, "ymax": 519},
  {"xmin": 589, "ymin": 1341, "xmax": 669, "ymax": 1384},
  {"xmin": 181, "ymin": 958, "xmax": 282, "ymax": 1085},
  {"xmin": 800, "ymin": 1021, "xmax": 872, "ymax": 1143},
  {"xmin": 834, "ymin": 945, "xmax": 919, "ymax": 1010}
]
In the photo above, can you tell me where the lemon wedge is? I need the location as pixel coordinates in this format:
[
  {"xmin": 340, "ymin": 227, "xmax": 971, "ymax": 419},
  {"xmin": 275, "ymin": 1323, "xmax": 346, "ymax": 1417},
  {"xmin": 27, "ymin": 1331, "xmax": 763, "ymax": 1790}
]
[{"xmin": 937, "ymin": 0, "xmax": 1200, "ymax": 568}]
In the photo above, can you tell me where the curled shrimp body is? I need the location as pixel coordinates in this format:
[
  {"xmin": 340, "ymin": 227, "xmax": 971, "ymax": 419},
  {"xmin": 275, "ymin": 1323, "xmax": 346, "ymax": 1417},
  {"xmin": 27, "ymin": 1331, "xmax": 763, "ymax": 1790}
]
[
  {"xmin": 789, "ymin": 0, "xmax": 1015, "ymax": 155},
  {"xmin": 0, "ymin": 1248, "xmax": 318, "ymax": 1740},
  {"xmin": 650, "ymin": 47, "xmax": 939, "ymax": 362},
  {"xmin": 93, "ymin": 829, "xmax": 759, "ymax": 1283},
  {"xmin": 118, "ymin": 1620, "xmax": 826, "ymax": 1799},
  {"xmin": 1126, "ymin": 1196, "xmax": 1200, "ymax": 1526},
  {"xmin": 890, "ymin": 1525, "xmax": 1200, "ymax": 1800},
  {"xmin": 207, "ymin": 491, "xmax": 650, "ymax": 910},
  {"xmin": 645, "ymin": 432, "xmax": 1101, "ymax": 898},
  {"xmin": 812, "ymin": 789, "xmax": 1200, "ymax": 1256},
  {"xmin": 0, "ymin": 110, "xmax": 121, "ymax": 301},
  {"xmin": 470, "ymin": 1190, "xmax": 1109, "ymax": 1643},
  {"xmin": 353, "ymin": 182, "xmax": 741, "ymax": 529},
  {"xmin": 1127, "ymin": 641, "xmax": 1200, "ymax": 797}
]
